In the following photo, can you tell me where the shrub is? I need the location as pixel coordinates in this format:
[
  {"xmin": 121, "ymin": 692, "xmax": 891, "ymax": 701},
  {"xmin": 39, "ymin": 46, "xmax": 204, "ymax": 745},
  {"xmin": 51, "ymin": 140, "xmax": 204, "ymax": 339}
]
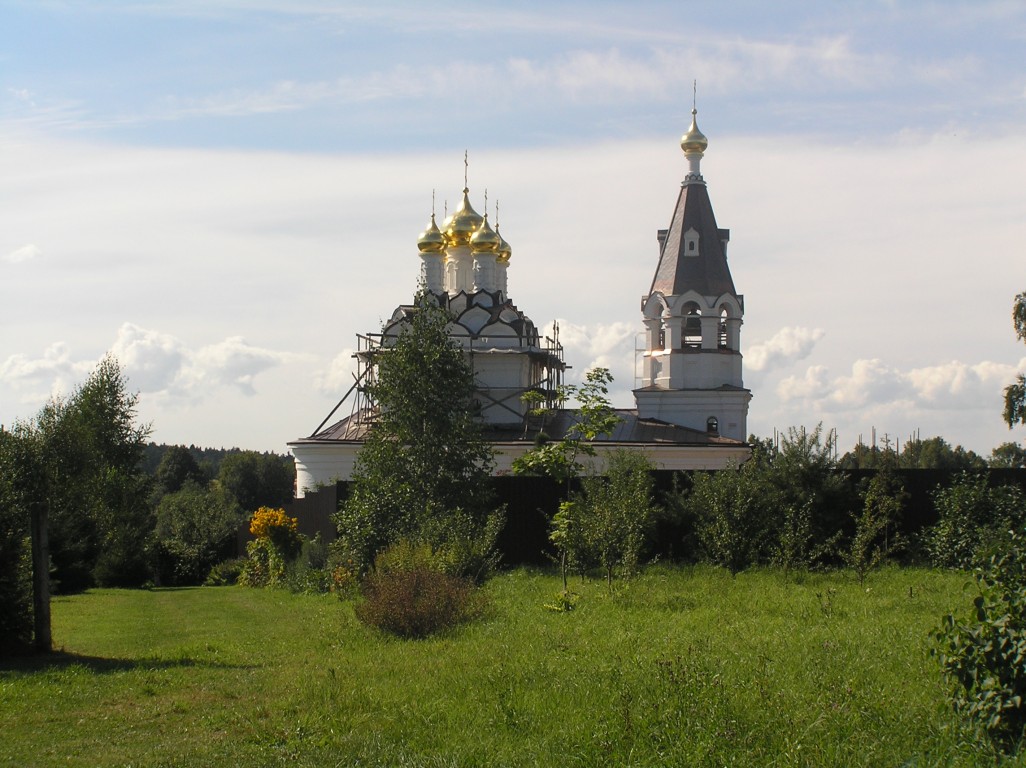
[
  {"xmin": 248, "ymin": 507, "xmax": 301, "ymax": 560},
  {"xmin": 550, "ymin": 500, "xmax": 588, "ymax": 590},
  {"xmin": 240, "ymin": 507, "xmax": 302, "ymax": 588},
  {"xmin": 771, "ymin": 500, "xmax": 820, "ymax": 578},
  {"xmin": 153, "ymin": 483, "xmax": 243, "ymax": 586},
  {"xmin": 934, "ymin": 529, "xmax": 1026, "ymax": 753},
  {"xmin": 331, "ymin": 565, "xmax": 358, "ymax": 597},
  {"xmin": 0, "ymin": 429, "xmax": 35, "ymax": 653},
  {"xmin": 574, "ymin": 449, "xmax": 657, "ymax": 591},
  {"xmin": 689, "ymin": 460, "xmax": 774, "ymax": 574},
  {"xmin": 354, "ymin": 541, "xmax": 486, "ymax": 638},
  {"xmin": 284, "ymin": 564, "xmax": 332, "ymax": 594},
  {"xmin": 204, "ymin": 558, "xmax": 246, "ymax": 586},
  {"xmin": 283, "ymin": 535, "xmax": 332, "ymax": 594},
  {"xmin": 764, "ymin": 425, "xmax": 852, "ymax": 564},
  {"xmin": 238, "ymin": 538, "xmax": 275, "ymax": 587},
  {"xmin": 0, "ymin": 535, "xmax": 33, "ymax": 654},
  {"xmin": 927, "ymin": 473, "xmax": 1026, "ymax": 570},
  {"xmin": 844, "ymin": 467, "xmax": 906, "ymax": 585}
]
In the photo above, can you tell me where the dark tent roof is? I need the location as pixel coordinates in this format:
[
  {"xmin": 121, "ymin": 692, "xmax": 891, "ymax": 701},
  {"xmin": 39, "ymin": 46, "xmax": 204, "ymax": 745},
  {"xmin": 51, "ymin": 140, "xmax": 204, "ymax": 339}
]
[{"xmin": 649, "ymin": 181, "xmax": 736, "ymax": 298}]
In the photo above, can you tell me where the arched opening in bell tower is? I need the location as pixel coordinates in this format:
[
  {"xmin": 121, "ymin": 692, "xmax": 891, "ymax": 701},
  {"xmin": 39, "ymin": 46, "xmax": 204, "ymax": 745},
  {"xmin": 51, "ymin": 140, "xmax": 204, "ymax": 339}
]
[{"xmin": 682, "ymin": 303, "xmax": 702, "ymax": 348}]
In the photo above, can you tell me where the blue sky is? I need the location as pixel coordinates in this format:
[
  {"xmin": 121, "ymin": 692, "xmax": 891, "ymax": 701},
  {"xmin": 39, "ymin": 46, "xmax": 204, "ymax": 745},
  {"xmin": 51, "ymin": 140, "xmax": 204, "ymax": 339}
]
[{"xmin": 2, "ymin": 0, "xmax": 1025, "ymax": 456}]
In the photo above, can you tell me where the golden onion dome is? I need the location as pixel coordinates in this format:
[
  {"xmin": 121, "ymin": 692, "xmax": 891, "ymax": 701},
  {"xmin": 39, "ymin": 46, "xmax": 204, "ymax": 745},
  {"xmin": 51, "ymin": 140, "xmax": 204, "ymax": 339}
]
[
  {"xmin": 443, "ymin": 187, "xmax": 483, "ymax": 247},
  {"xmin": 470, "ymin": 213, "xmax": 501, "ymax": 253},
  {"xmin": 680, "ymin": 108, "xmax": 708, "ymax": 155},
  {"xmin": 496, "ymin": 228, "xmax": 512, "ymax": 263},
  {"xmin": 416, "ymin": 213, "xmax": 445, "ymax": 253}
]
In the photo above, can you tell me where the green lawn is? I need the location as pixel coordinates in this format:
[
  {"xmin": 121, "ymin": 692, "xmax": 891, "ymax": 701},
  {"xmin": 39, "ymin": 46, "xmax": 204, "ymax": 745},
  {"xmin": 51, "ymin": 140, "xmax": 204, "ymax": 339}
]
[{"xmin": 1, "ymin": 566, "xmax": 1019, "ymax": 766}]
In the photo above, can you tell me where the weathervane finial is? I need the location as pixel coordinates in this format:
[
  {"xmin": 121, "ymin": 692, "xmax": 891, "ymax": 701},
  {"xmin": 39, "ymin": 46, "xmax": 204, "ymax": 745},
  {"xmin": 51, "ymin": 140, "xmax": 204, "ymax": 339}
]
[{"xmin": 463, "ymin": 150, "xmax": 469, "ymax": 190}]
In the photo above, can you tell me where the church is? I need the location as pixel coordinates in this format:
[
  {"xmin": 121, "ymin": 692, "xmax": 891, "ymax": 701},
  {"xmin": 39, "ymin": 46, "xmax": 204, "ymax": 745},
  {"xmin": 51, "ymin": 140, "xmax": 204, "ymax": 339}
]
[{"xmin": 289, "ymin": 111, "xmax": 752, "ymax": 496}]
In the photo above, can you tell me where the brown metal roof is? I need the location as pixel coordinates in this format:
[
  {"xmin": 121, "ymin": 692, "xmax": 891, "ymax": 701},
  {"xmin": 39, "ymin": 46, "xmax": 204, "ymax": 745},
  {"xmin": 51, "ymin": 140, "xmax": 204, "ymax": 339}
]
[
  {"xmin": 649, "ymin": 181, "xmax": 737, "ymax": 298},
  {"xmin": 294, "ymin": 408, "xmax": 744, "ymax": 448}
]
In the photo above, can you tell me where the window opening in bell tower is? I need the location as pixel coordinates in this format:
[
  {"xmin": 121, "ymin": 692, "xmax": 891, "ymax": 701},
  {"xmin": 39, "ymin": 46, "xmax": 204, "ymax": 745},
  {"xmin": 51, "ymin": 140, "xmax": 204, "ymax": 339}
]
[{"xmin": 683, "ymin": 306, "xmax": 702, "ymax": 348}]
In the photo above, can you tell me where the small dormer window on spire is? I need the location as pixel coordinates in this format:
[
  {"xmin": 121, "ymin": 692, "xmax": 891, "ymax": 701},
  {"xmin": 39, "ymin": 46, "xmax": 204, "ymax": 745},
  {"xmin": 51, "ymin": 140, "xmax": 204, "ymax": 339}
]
[{"xmin": 683, "ymin": 227, "xmax": 700, "ymax": 256}]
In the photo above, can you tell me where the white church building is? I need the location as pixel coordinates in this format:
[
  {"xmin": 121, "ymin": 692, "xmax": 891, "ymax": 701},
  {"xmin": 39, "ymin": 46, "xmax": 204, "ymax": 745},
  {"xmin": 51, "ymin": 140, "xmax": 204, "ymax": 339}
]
[{"xmin": 289, "ymin": 112, "xmax": 751, "ymax": 496}]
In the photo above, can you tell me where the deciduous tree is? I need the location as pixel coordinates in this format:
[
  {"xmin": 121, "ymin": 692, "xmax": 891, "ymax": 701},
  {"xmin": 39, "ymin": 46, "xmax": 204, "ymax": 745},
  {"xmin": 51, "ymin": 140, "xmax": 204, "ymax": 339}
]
[
  {"xmin": 513, "ymin": 367, "xmax": 620, "ymax": 588},
  {"xmin": 216, "ymin": 451, "xmax": 294, "ymax": 513},
  {"xmin": 0, "ymin": 428, "xmax": 35, "ymax": 653},
  {"xmin": 153, "ymin": 482, "xmax": 243, "ymax": 585},
  {"xmin": 689, "ymin": 460, "xmax": 774, "ymax": 575},
  {"xmin": 513, "ymin": 367, "xmax": 619, "ymax": 492},
  {"xmin": 154, "ymin": 445, "xmax": 207, "ymax": 498},
  {"xmin": 334, "ymin": 292, "xmax": 498, "ymax": 578},
  {"xmin": 1004, "ymin": 291, "xmax": 1026, "ymax": 429},
  {"xmin": 576, "ymin": 448, "xmax": 657, "ymax": 591},
  {"xmin": 991, "ymin": 441, "xmax": 1026, "ymax": 469}
]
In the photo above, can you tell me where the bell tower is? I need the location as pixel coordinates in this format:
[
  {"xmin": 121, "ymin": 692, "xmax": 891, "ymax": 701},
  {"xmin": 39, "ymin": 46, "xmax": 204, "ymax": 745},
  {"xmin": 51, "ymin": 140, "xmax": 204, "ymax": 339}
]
[{"xmin": 634, "ymin": 108, "xmax": 751, "ymax": 441}]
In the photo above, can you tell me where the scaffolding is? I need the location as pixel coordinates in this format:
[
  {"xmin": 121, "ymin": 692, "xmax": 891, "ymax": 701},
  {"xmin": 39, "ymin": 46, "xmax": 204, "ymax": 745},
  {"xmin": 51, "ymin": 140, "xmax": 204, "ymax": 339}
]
[{"xmin": 308, "ymin": 320, "xmax": 565, "ymax": 440}]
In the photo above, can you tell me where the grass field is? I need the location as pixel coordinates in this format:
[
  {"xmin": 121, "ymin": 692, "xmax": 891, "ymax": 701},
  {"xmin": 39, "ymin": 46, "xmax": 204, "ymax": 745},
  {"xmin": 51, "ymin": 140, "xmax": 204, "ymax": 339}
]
[{"xmin": 1, "ymin": 565, "xmax": 1020, "ymax": 767}]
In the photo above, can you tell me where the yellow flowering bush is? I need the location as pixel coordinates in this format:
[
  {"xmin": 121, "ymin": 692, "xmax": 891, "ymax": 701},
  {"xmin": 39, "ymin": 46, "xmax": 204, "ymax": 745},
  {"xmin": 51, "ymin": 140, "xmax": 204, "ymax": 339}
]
[
  {"xmin": 240, "ymin": 507, "xmax": 302, "ymax": 588},
  {"xmin": 249, "ymin": 506, "xmax": 298, "ymax": 540}
]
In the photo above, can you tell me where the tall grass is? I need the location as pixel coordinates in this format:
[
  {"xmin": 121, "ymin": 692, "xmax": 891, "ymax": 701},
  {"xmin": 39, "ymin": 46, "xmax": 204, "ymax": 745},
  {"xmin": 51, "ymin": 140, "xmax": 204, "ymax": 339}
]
[{"xmin": 0, "ymin": 566, "xmax": 1012, "ymax": 766}]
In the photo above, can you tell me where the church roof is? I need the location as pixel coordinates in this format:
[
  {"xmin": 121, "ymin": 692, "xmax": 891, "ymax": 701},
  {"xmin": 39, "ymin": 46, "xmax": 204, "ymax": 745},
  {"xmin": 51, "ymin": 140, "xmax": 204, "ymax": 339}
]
[
  {"xmin": 295, "ymin": 408, "xmax": 743, "ymax": 448},
  {"xmin": 538, "ymin": 409, "xmax": 743, "ymax": 446},
  {"xmin": 649, "ymin": 180, "xmax": 736, "ymax": 298}
]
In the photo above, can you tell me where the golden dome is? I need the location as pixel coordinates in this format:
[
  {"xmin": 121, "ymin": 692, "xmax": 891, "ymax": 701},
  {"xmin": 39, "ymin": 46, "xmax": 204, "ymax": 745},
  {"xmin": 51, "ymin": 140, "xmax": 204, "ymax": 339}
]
[
  {"xmin": 496, "ymin": 228, "xmax": 511, "ymax": 263},
  {"xmin": 443, "ymin": 187, "xmax": 483, "ymax": 247},
  {"xmin": 680, "ymin": 108, "xmax": 708, "ymax": 156},
  {"xmin": 470, "ymin": 213, "xmax": 500, "ymax": 253},
  {"xmin": 416, "ymin": 213, "xmax": 445, "ymax": 253}
]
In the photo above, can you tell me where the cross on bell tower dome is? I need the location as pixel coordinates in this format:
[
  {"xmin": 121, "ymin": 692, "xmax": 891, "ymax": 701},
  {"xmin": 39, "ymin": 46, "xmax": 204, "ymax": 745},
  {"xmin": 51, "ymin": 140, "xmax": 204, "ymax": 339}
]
[{"xmin": 634, "ymin": 106, "xmax": 751, "ymax": 441}]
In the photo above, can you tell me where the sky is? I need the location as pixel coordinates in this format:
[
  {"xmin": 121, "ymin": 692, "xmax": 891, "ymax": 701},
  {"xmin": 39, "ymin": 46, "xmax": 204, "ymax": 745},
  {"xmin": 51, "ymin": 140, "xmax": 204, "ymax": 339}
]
[{"xmin": 1, "ymin": 0, "xmax": 1025, "ymax": 457}]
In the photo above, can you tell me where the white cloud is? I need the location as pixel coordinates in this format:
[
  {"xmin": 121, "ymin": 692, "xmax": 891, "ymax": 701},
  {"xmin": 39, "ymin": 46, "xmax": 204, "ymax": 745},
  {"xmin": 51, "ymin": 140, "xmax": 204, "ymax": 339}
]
[
  {"xmin": 155, "ymin": 36, "xmax": 894, "ymax": 123},
  {"xmin": 5, "ymin": 244, "xmax": 41, "ymax": 263},
  {"xmin": 109, "ymin": 323, "xmax": 188, "ymax": 394},
  {"xmin": 1, "ymin": 327, "xmax": 298, "ymax": 420},
  {"xmin": 186, "ymin": 337, "xmax": 293, "ymax": 396},
  {"xmin": 0, "ymin": 342, "xmax": 94, "ymax": 412},
  {"xmin": 776, "ymin": 365, "xmax": 831, "ymax": 401},
  {"xmin": 540, "ymin": 319, "xmax": 639, "ymax": 406},
  {"xmin": 508, "ymin": 49, "xmax": 667, "ymax": 101},
  {"xmin": 0, "ymin": 342, "xmax": 88, "ymax": 383},
  {"xmin": 907, "ymin": 358, "xmax": 1026, "ymax": 410},
  {"xmin": 747, "ymin": 327, "xmax": 825, "ymax": 373},
  {"xmin": 826, "ymin": 359, "xmax": 913, "ymax": 410},
  {"xmin": 777, "ymin": 357, "xmax": 1026, "ymax": 414},
  {"xmin": 312, "ymin": 349, "xmax": 359, "ymax": 397}
]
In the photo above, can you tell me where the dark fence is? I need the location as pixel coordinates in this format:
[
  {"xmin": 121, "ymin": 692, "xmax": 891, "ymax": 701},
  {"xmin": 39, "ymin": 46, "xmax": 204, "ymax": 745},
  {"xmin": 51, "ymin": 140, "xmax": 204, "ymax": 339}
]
[{"xmin": 266, "ymin": 468, "xmax": 1026, "ymax": 565}]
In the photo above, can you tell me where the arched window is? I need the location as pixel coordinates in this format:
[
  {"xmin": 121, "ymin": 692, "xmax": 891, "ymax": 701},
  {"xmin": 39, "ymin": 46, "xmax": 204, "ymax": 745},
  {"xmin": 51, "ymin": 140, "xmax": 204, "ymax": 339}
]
[
  {"xmin": 706, "ymin": 416, "xmax": 719, "ymax": 434},
  {"xmin": 718, "ymin": 308, "xmax": 728, "ymax": 349}
]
